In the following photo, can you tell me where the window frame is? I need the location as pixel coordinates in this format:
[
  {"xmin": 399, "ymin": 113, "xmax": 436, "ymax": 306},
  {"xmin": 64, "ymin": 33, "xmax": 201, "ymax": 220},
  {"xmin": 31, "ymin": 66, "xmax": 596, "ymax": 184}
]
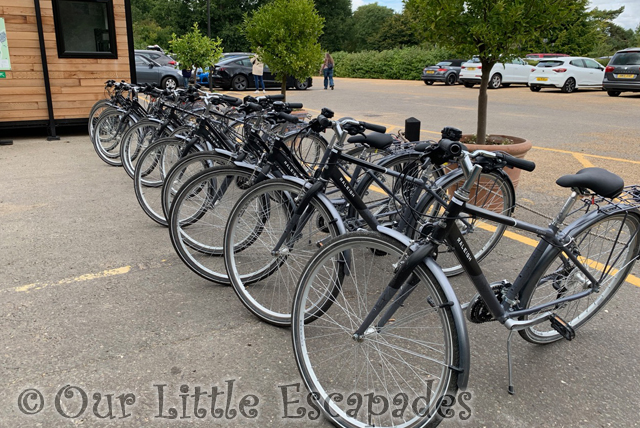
[{"xmin": 52, "ymin": 0, "xmax": 118, "ymax": 59}]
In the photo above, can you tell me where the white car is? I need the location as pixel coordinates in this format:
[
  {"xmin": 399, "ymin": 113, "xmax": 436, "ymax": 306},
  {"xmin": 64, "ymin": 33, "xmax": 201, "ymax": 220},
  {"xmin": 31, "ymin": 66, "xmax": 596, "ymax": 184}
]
[
  {"xmin": 528, "ymin": 57, "xmax": 605, "ymax": 93},
  {"xmin": 459, "ymin": 58, "xmax": 531, "ymax": 89}
]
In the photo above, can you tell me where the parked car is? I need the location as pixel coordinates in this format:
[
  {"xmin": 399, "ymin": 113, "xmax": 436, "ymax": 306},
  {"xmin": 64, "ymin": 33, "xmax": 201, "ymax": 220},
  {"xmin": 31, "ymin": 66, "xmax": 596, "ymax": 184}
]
[
  {"xmin": 134, "ymin": 54, "xmax": 182, "ymax": 90},
  {"xmin": 525, "ymin": 53, "xmax": 569, "ymax": 59},
  {"xmin": 459, "ymin": 58, "xmax": 531, "ymax": 89},
  {"xmin": 421, "ymin": 59, "xmax": 467, "ymax": 85},
  {"xmin": 528, "ymin": 57, "xmax": 605, "ymax": 93},
  {"xmin": 135, "ymin": 49, "xmax": 177, "ymax": 67},
  {"xmin": 602, "ymin": 47, "xmax": 640, "ymax": 97},
  {"xmin": 200, "ymin": 56, "xmax": 312, "ymax": 91}
]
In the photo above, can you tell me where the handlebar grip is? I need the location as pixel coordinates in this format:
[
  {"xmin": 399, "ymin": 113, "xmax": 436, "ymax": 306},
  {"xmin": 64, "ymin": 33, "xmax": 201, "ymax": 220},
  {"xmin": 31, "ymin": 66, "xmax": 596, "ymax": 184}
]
[
  {"xmin": 265, "ymin": 94, "xmax": 285, "ymax": 101},
  {"xmin": 498, "ymin": 153, "xmax": 536, "ymax": 172},
  {"xmin": 246, "ymin": 102, "xmax": 263, "ymax": 112},
  {"xmin": 287, "ymin": 102, "xmax": 303, "ymax": 109},
  {"xmin": 361, "ymin": 121, "xmax": 386, "ymax": 134},
  {"xmin": 276, "ymin": 112, "xmax": 300, "ymax": 123},
  {"xmin": 438, "ymin": 139, "xmax": 466, "ymax": 157},
  {"xmin": 222, "ymin": 95, "xmax": 242, "ymax": 106}
]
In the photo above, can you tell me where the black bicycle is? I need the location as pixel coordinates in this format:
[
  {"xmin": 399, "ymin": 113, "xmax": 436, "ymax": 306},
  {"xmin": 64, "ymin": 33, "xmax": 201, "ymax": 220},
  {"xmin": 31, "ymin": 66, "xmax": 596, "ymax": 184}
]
[{"xmin": 290, "ymin": 140, "xmax": 640, "ymax": 428}]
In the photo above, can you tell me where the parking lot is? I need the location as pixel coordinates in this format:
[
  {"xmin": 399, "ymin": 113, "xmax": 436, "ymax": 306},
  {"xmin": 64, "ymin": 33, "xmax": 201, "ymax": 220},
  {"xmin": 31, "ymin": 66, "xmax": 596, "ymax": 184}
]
[{"xmin": 1, "ymin": 77, "xmax": 639, "ymax": 427}]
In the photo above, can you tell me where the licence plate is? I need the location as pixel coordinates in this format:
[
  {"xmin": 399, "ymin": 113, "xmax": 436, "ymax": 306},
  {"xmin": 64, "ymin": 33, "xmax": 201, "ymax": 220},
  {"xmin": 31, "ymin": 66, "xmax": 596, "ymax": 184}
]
[
  {"xmin": 467, "ymin": 67, "xmax": 476, "ymax": 71},
  {"xmin": 426, "ymin": 70, "xmax": 435, "ymax": 74},
  {"xmin": 616, "ymin": 74, "xmax": 636, "ymax": 79},
  {"xmin": 536, "ymin": 77, "xmax": 548, "ymax": 81}
]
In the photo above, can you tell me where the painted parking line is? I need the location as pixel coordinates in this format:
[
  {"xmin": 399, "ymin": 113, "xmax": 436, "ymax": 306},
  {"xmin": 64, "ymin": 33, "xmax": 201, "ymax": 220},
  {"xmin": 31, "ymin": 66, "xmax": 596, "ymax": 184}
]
[{"xmin": 10, "ymin": 266, "xmax": 132, "ymax": 294}]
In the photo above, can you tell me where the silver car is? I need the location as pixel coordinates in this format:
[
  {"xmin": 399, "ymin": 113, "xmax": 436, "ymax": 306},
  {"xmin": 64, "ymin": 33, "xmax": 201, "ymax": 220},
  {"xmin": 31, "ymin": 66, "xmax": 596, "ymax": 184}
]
[{"xmin": 134, "ymin": 54, "xmax": 183, "ymax": 90}]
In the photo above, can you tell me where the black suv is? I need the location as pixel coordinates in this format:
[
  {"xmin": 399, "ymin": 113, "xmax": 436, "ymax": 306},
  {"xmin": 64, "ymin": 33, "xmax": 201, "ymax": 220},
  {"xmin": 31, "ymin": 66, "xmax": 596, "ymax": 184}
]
[{"xmin": 602, "ymin": 47, "xmax": 640, "ymax": 96}]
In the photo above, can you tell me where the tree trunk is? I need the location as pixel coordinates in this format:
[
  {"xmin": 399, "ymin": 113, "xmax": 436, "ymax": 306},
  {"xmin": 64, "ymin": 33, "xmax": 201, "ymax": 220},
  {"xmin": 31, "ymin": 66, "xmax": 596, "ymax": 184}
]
[
  {"xmin": 281, "ymin": 75, "xmax": 287, "ymax": 101},
  {"xmin": 476, "ymin": 60, "xmax": 495, "ymax": 145}
]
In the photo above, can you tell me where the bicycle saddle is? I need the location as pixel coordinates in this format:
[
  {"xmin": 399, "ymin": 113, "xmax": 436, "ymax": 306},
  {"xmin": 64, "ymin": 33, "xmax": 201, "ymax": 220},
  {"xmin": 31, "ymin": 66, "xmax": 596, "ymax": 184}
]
[
  {"xmin": 556, "ymin": 167, "xmax": 624, "ymax": 198},
  {"xmin": 347, "ymin": 132, "xmax": 393, "ymax": 150}
]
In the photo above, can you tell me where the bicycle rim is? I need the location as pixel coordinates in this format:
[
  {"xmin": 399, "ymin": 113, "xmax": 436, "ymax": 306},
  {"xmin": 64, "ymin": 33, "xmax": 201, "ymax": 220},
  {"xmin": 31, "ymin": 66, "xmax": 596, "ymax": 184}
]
[{"xmin": 291, "ymin": 231, "xmax": 459, "ymax": 428}]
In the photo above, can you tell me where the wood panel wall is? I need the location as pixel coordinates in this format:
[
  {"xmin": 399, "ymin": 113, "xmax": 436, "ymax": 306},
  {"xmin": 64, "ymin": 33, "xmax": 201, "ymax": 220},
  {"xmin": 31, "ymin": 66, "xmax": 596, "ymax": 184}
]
[{"xmin": 0, "ymin": 0, "xmax": 131, "ymax": 124}]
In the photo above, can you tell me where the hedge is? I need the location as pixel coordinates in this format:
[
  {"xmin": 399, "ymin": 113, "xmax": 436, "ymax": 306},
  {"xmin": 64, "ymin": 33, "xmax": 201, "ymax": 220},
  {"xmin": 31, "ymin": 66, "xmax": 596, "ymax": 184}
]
[{"xmin": 331, "ymin": 47, "xmax": 456, "ymax": 80}]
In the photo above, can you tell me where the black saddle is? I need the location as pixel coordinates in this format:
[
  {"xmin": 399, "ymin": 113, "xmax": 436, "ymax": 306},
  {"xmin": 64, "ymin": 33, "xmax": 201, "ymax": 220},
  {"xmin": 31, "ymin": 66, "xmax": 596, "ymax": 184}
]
[
  {"xmin": 556, "ymin": 167, "xmax": 624, "ymax": 199},
  {"xmin": 347, "ymin": 132, "xmax": 393, "ymax": 150}
]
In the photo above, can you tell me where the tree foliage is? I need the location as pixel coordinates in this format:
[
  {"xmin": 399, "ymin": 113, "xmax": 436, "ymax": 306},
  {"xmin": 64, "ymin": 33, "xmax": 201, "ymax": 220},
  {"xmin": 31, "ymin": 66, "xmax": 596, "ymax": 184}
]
[
  {"xmin": 314, "ymin": 0, "xmax": 353, "ymax": 52},
  {"xmin": 243, "ymin": 0, "xmax": 324, "ymax": 97},
  {"xmin": 348, "ymin": 3, "xmax": 395, "ymax": 52},
  {"xmin": 405, "ymin": 0, "xmax": 582, "ymax": 144},
  {"xmin": 169, "ymin": 23, "xmax": 224, "ymax": 71}
]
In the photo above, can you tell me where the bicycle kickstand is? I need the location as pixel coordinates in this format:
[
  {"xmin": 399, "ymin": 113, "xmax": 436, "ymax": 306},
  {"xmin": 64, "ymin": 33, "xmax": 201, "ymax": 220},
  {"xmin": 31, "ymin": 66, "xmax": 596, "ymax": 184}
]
[{"xmin": 507, "ymin": 330, "xmax": 515, "ymax": 395}]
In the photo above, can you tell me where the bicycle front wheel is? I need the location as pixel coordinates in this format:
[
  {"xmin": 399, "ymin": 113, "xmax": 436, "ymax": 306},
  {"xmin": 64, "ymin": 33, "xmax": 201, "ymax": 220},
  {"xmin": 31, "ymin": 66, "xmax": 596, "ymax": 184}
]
[
  {"xmin": 224, "ymin": 179, "xmax": 342, "ymax": 326},
  {"xmin": 292, "ymin": 231, "xmax": 460, "ymax": 428},
  {"xmin": 519, "ymin": 210, "xmax": 640, "ymax": 344},
  {"xmin": 414, "ymin": 169, "xmax": 515, "ymax": 276},
  {"xmin": 168, "ymin": 165, "xmax": 259, "ymax": 284}
]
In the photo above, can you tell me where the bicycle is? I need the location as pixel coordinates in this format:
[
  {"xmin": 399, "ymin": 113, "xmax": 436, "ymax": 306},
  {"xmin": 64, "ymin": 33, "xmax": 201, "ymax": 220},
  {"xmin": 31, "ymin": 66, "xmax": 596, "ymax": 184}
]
[
  {"xmin": 223, "ymin": 120, "xmax": 518, "ymax": 326},
  {"xmin": 290, "ymin": 140, "xmax": 640, "ymax": 428}
]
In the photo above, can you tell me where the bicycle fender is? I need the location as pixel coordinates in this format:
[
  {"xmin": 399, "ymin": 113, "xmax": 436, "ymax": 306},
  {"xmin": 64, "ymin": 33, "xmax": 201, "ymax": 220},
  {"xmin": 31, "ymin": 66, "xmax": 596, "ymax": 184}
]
[
  {"xmin": 278, "ymin": 175, "xmax": 347, "ymax": 236},
  {"xmin": 374, "ymin": 226, "xmax": 471, "ymax": 390},
  {"xmin": 211, "ymin": 147, "xmax": 236, "ymax": 160}
]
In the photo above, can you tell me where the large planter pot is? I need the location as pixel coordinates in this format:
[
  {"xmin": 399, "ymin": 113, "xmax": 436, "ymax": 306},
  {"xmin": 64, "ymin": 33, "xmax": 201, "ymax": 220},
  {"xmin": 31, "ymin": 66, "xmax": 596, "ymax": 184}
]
[{"xmin": 460, "ymin": 134, "xmax": 533, "ymax": 188}]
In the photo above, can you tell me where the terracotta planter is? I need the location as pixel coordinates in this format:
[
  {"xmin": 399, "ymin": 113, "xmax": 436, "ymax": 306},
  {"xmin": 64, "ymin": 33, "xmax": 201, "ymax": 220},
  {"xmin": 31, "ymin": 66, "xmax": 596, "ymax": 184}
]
[{"xmin": 460, "ymin": 134, "xmax": 533, "ymax": 188}]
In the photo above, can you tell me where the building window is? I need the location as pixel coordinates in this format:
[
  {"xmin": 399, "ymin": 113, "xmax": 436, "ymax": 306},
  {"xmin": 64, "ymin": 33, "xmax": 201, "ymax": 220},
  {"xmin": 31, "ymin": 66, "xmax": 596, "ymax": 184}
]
[{"xmin": 52, "ymin": 0, "xmax": 117, "ymax": 58}]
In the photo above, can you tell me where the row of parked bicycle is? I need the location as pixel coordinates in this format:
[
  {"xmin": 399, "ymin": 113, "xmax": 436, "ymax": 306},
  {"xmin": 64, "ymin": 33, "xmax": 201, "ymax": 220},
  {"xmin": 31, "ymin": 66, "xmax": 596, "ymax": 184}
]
[{"xmin": 89, "ymin": 80, "xmax": 640, "ymax": 428}]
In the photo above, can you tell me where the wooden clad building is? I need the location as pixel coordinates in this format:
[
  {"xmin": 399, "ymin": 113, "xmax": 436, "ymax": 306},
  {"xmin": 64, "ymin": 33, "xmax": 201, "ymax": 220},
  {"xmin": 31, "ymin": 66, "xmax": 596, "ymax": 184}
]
[{"xmin": 0, "ymin": 0, "xmax": 135, "ymax": 137}]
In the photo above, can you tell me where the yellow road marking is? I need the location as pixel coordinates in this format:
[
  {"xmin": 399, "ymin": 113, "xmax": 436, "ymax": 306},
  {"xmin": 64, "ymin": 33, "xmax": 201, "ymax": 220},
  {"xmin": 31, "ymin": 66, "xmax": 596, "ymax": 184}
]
[
  {"xmin": 476, "ymin": 221, "xmax": 640, "ymax": 287},
  {"xmin": 573, "ymin": 153, "xmax": 595, "ymax": 168},
  {"xmin": 532, "ymin": 146, "xmax": 640, "ymax": 165},
  {"xmin": 12, "ymin": 266, "xmax": 132, "ymax": 294}
]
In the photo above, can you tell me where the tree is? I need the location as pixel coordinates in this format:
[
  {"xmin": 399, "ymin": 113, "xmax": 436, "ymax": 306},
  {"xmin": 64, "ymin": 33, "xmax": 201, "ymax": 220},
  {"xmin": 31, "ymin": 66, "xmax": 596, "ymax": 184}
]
[
  {"xmin": 369, "ymin": 13, "xmax": 421, "ymax": 51},
  {"xmin": 406, "ymin": 0, "xmax": 583, "ymax": 144},
  {"xmin": 348, "ymin": 3, "xmax": 395, "ymax": 51},
  {"xmin": 243, "ymin": 0, "xmax": 324, "ymax": 98},
  {"xmin": 169, "ymin": 23, "xmax": 224, "ymax": 73},
  {"xmin": 314, "ymin": 0, "xmax": 353, "ymax": 52}
]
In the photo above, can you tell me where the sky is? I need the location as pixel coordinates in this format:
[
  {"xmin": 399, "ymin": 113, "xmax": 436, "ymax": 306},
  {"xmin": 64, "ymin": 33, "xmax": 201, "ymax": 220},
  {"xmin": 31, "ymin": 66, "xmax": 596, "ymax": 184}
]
[{"xmin": 352, "ymin": 0, "xmax": 640, "ymax": 30}]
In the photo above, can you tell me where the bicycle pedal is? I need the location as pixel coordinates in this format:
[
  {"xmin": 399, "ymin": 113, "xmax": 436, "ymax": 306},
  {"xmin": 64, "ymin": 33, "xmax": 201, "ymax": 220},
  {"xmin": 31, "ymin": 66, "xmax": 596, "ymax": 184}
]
[{"xmin": 550, "ymin": 314, "xmax": 575, "ymax": 341}]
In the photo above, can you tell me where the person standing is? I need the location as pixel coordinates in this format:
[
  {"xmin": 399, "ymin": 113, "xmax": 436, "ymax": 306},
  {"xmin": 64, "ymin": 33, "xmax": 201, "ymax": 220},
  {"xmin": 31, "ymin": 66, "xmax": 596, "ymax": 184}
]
[
  {"xmin": 320, "ymin": 52, "xmax": 335, "ymax": 90},
  {"xmin": 181, "ymin": 67, "xmax": 192, "ymax": 88},
  {"xmin": 251, "ymin": 53, "xmax": 266, "ymax": 93}
]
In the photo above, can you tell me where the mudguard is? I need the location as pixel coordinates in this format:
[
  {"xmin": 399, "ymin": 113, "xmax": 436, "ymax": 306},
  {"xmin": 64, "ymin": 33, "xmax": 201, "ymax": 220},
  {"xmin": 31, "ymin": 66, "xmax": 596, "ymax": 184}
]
[{"xmin": 375, "ymin": 225, "xmax": 471, "ymax": 389}]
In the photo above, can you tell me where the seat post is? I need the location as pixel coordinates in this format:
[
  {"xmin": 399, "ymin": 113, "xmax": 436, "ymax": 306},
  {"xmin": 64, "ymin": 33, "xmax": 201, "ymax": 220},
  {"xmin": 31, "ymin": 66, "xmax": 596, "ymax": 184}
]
[{"xmin": 550, "ymin": 191, "xmax": 580, "ymax": 230}]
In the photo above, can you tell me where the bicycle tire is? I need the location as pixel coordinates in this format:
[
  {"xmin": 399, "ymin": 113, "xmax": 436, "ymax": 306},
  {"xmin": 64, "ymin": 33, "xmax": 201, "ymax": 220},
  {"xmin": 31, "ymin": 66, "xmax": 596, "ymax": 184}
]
[
  {"xmin": 224, "ymin": 178, "xmax": 343, "ymax": 326},
  {"xmin": 93, "ymin": 109, "xmax": 130, "ymax": 166},
  {"xmin": 88, "ymin": 99, "xmax": 110, "ymax": 140},
  {"xmin": 518, "ymin": 210, "xmax": 640, "ymax": 344},
  {"xmin": 161, "ymin": 150, "xmax": 234, "ymax": 222},
  {"xmin": 413, "ymin": 169, "xmax": 515, "ymax": 276},
  {"xmin": 120, "ymin": 119, "xmax": 166, "ymax": 179},
  {"xmin": 291, "ymin": 230, "xmax": 460, "ymax": 428},
  {"xmin": 168, "ymin": 165, "xmax": 261, "ymax": 284},
  {"xmin": 134, "ymin": 137, "xmax": 225, "ymax": 226}
]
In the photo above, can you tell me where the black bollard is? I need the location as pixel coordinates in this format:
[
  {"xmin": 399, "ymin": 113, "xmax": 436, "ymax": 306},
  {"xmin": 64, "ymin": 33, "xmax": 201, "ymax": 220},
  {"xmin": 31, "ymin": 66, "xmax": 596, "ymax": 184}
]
[{"xmin": 404, "ymin": 117, "xmax": 420, "ymax": 142}]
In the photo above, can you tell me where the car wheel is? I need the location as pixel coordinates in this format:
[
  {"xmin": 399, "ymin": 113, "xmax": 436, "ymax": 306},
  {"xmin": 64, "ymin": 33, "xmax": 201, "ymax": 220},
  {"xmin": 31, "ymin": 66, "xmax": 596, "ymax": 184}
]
[
  {"xmin": 425, "ymin": 80, "xmax": 434, "ymax": 85},
  {"xmin": 488, "ymin": 74, "xmax": 502, "ymax": 89},
  {"xmin": 161, "ymin": 76, "xmax": 179, "ymax": 90},
  {"xmin": 463, "ymin": 82, "xmax": 475, "ymax": 88},
  {"xmin": 530, "ymin": 85, "xmax": 541, "ymax": 92},
  {"xmin": 607, "ymin": 90, "xmax": 621, "ymax": 97},
  {"xmin": 445, "ymin": 74, "xmax": 456, "ymax": 86},
  {"xmin": 231, "ymin": 75, "xmax": 249, "ymax": 91},
  {"xmin": 561, "ymin": 77, "xmax": 576, "ymax": 93},
  {"xmin": 294, "ymin": 79, "xmax": 309, "ymax": 90}
]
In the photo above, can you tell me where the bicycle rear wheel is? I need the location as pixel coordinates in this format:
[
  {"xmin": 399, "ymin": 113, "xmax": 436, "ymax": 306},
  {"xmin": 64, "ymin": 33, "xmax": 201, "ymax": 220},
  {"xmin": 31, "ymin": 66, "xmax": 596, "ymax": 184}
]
[
  {"xmin": 168, "ymin": 165, "xmax": 259, "ymax": 284},
  {"xmin": 93, "ymin": 109, "xmax": 128, "ymax": 166},
  {"xmin": 224, "ymin": 178, "xmax": 342, "ymax": 326},
  {"xmin": 291, "ymin": 231, "xmax": 460, "ymax": 428},
  {"xmin": 414, "ymin": 169, "xmax": 515, "ymax": 276},
  {"xmin": 120, "ymin": 120, "xmax": 163, "ymax": 179},
  {"xmin": 519, "ymin": 210, "xmax": 640, "ymax": 344}
]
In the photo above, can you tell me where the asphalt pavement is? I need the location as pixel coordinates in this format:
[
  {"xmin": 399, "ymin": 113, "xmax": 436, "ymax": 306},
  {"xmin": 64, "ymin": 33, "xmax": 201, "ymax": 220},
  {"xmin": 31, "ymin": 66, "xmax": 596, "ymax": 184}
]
[{"xmin": 1, "ymin": 77, "xmax": 639, "ymax": 427}]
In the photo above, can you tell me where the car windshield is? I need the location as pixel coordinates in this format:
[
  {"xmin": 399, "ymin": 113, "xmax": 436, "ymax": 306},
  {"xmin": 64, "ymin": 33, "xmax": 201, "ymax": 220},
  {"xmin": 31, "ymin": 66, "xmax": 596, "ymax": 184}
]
[
  {"xmin": 537, "ymin": 60, "xmax": 564, "ymax": 67},
  {"xmin": 610, "ymin": 52, "xmax": 640, "ymax": 66}
]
